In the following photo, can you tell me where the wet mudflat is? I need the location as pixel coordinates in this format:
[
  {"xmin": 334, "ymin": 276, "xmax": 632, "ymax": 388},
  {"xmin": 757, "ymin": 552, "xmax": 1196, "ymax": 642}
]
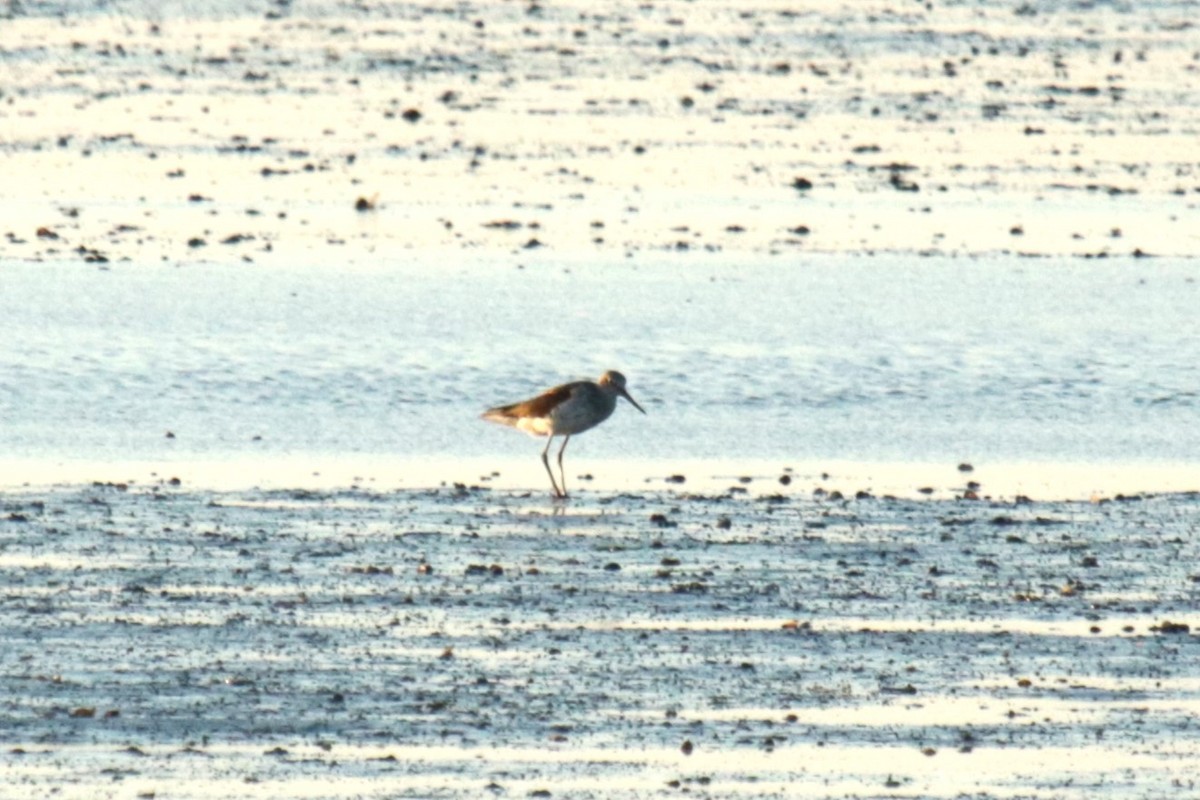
[
  {"xmin": 2, "ymin": 482, "xmax": 1199, "ymax": 799},
  {"xmin": 4, "ymin": 1, "xmax": 1199, "ymax": 264}
]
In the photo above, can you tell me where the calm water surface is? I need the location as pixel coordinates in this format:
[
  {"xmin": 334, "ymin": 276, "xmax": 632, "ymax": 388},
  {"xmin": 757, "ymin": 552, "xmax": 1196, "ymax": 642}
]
[{"xmin": 1, "ymin": 254, "xmax": 1197, "ymax": 479}]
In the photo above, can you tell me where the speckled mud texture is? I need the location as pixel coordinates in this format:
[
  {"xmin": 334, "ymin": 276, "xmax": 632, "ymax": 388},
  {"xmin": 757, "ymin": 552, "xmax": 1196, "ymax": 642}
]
[
  {"xmin": 3, "ymin": 0, "xmax": 1198, "ymax": 263},
  {"xmin": 3, "ymin": 483, "xmax": 1199, "ymax": 798}
]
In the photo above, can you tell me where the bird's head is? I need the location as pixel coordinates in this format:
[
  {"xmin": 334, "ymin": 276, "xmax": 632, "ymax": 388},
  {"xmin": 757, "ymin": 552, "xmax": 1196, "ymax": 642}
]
[{"xmin": 600, "ymin": 370, "xmax": 646, "ymax": 414}]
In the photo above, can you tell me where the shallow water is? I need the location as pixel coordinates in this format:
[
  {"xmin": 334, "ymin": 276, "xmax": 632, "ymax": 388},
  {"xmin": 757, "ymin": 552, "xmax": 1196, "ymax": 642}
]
[{"xmin": 2, "ymin": 255, "xmax": 1198, "ymax": 483}]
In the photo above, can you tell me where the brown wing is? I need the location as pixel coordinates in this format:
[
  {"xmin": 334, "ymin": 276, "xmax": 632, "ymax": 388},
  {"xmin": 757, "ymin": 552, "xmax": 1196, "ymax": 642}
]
[{"xmin": 487, "ymin": 382, "xmax": 579, "ymax": 420}]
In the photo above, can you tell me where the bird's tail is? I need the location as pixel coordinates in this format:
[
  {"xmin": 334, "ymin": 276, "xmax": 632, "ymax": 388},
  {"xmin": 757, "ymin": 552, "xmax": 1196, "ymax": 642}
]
[{"xmin": 481, "ymin": 405, "xmax": 520, "ymax": 427}]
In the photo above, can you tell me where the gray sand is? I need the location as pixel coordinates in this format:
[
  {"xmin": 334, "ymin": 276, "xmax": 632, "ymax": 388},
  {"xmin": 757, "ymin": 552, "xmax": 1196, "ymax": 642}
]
[{"xmin": 2, "ymin": 483, "xmax": 1198, "ymax": 798}]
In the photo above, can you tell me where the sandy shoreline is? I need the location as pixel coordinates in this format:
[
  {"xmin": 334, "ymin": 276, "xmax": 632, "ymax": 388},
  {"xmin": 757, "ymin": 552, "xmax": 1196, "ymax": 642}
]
[
  {"xmin": 2, "ymin": 482, "xmax": 1199, "ymax": 798},
  {"xmin": 1, "ymin": 454, "xmax": 1197, "ymax": 502},
  {"xmin": 3, "ymin": 1, "xmax": 1198, "ymax": 266}
]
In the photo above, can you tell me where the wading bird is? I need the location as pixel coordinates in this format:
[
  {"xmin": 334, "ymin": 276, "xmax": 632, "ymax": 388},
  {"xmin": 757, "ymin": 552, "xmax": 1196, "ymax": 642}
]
[{"xmin": 482, "ymin": 370, "xmax": 646, "ymax": 498}]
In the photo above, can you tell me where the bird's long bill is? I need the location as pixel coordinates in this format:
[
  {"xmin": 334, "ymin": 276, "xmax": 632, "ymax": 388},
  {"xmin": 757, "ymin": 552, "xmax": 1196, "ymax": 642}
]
[{"xmin": 621, "ymin": 388, "xmax": 647, "ymax": 414}]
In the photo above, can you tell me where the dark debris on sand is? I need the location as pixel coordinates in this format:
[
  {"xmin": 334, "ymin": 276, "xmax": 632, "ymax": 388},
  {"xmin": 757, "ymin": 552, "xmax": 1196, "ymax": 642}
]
[{"xmin": 1, "ymin": 484, "xmax": 1198, "ymax": 795}]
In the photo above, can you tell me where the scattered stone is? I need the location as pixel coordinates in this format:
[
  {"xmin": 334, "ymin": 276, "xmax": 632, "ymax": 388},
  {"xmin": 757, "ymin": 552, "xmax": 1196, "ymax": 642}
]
[{"xmin": 349, "ymin": 564, "xmax": 394, "ymax": 575}]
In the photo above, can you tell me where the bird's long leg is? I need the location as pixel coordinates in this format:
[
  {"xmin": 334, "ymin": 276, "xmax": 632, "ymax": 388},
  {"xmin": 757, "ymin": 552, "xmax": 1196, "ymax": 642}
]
[
  {"xmin": 556, "ymin": 435, "xmax": 571, "ymax": 498},
  {"xmin": 541, "ymin": 436, "xmax": 563, "ymax": 498}
]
